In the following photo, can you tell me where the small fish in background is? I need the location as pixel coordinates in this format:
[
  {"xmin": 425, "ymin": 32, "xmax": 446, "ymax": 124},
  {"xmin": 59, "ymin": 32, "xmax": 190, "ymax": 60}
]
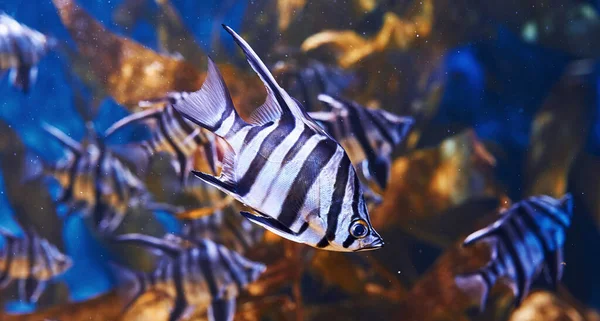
[
  {"xmin": 38, "ymin": 123, "xmax": 175, "ymax": 234},
  {"xmin": 310, "ymin": 94, "xmax": 414, "ymax": 192},
  {"xmin": 177, "ymin": 179, "xmax": 265, "ymax": 254},
  {"xmin": 272, "ymin": 58, "xmax": 356, "ymax": 112},
  {"xmin": 104, "ymin": 93, "xmax": 220, "ymax": 186},
  {"xmin": 0, "ymin": 227, "xmax": 72, "ymax": 304},
  {"xmin": 455, "ymin": 194, "xmax": 573, "ymax": 311},
  {"xmin": 0, "ymin": 13, "xmax": 54, "ymax": 93},
  {"xmin": 112, "ymin": 233, "xmax": 266, "ymax": 321},
  {"xmin": 173, "ymin": 25, "xmax": 383, "ymax": 252}
]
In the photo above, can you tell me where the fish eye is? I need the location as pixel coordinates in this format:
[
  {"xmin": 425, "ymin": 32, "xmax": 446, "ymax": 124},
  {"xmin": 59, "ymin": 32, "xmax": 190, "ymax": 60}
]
[{"xmin": 349, "ymin": 220, "xmax": 369, "ymax": 239}]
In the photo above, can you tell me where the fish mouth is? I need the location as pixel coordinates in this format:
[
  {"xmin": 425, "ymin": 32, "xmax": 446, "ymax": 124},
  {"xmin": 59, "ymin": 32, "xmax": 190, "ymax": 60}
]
[{"xmin": 355, "ymin": 238, "xmax": 384, "ymax": 252}]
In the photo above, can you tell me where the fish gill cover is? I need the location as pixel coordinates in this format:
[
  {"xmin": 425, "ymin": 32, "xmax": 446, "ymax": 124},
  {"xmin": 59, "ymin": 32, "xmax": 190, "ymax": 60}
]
[{"xmin": 0, "ymin": 0, "xmax": 598, "ymax": 320}]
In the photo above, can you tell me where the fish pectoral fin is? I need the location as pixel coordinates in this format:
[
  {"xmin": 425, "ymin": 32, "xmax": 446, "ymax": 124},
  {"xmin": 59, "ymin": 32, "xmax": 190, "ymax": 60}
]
[
  {"xmin": 192, "ymin": 138, "xmax": 238, "ymax": 194},
  {"xmin": 208, "ymin": 297, "xmax": 236, "ymax": 321},
  {"xmin": 240, "ymin": 211, "xmax": 304, "ymax": 238}
]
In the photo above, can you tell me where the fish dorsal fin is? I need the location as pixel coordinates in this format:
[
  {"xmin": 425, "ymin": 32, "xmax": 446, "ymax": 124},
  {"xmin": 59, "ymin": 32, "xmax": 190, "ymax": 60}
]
[
  {"xmin": 307, "ymin": 111, "xmax": 339, "ymax": 124},
  {"xmin": 223, "ymin": 25, "xmax": 301, "ymax": 121},
  {"xmin": 247, "ymin": 90, "xmax": 283, "ymax": 126},
  {"xmin": 317, "ymin": 94, "xmax": 349, "ymax": 112},
  {"xmin": 112, "ymin": 233, "xmax": 182, "ymax": 257},
  {"xmin": 42, "ymin": 122, "xmax": 83, "ymax": 155},
  {"xmin": 103, "ymin": 107, "xmax": 163, "ymax": 138}
]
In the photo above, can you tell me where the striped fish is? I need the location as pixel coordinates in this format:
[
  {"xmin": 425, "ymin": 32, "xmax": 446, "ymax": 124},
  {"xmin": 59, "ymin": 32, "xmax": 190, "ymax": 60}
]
[
  {"xmin": 310, "ymin": 94, "xmax": 414, "ymax": 190},
  {"xmin": 113, "ymin": 233, "xmax": 265, "ymax": 321},
  {"xmin": 42, "ymin": 123, "xmax": 172, "ymax": 233},
  {"xmin": 173, "ymin": 25, "xmax": 383, "ymax": 252},
  {"xmin": 455, "ymin": 194, "xmax": 572, "ymax": 311},
  {"xmin": 104, "ymin": 93, "xmax": 219, "ymax": 185},
  {"xmin": 0, "ymin": 228, "xmax": 72, "ymax": 303},
  {"xmin": 273, "ymin": 58, "xmax": 354, "ymax": 112},
  {"xmin": 0, "ymin": 13, "xmax": 53, "ymax": 92}
]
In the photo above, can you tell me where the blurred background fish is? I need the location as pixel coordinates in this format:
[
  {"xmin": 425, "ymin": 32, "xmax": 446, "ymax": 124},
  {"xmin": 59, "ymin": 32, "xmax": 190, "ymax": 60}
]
[{"xmin": 0, "ymin": 13, "xmax": 53, "ymax": 93}]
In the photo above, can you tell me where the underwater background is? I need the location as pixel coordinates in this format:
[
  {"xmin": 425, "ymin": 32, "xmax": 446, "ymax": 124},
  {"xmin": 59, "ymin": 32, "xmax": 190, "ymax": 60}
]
[{"xmin": 0, "ymin": 0, "xmax": 599, "ymax": 320}]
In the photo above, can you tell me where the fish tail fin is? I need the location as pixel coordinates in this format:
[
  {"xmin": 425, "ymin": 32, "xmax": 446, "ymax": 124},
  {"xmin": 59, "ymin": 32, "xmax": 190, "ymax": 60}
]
[
  {"xmin": 173, "ymin": 57, "xmax": 246, "ymax": 139},
  {"xmin": 10, "ymin": 65, "xmax": 37, "ymax": 93},
  {"xmin": 455, "ymin": 271, "xmax": 493, "ymax": 313}
]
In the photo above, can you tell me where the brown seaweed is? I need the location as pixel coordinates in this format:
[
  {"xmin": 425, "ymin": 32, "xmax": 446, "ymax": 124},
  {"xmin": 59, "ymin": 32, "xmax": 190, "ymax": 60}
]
[{"xmin": 371, "ymin": 129, "xmax": 504, "ymax": 246}]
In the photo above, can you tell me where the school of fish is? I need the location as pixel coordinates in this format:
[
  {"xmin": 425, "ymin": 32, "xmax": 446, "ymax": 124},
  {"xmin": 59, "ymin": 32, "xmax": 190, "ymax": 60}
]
[{"xmin": 0, "ymin": 7, "xmax": 579, "ymax": 321}]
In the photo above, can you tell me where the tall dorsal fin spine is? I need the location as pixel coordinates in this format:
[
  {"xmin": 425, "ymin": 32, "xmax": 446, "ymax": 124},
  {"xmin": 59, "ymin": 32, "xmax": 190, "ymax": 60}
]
[{"xmin": 222, "ymin": 25, "xmax": 298, "ymax": 119}]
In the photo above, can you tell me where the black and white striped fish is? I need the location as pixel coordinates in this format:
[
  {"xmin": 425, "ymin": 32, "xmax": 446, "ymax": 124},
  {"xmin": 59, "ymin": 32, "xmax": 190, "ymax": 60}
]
[
  {"xmin": 0, "ymin": 227, "xmax": 72, "ymax": 303},
  {"xmin": 310, "ymin": 95, "xmax": 414, "ymax": 190},
  {"xmin": 41, "ymin": 123, "xmax": 172, "ymax": 233},
  {"xmin": 113, "ymin": 233, "xmax": 266, "ymax": 321},
  {"xmin": 0, "ymin": 13, "xmax": 53, "ymax": 92},
  {"xmin": 173, "ymin": 25, "xmax": 383, "ymax": 252},
  {"xmin": 273, "ymin": 58, "xmax": 355, "ymax": 112},
  {"xmin": 104, "ymin": 94, "xmax": 219, "ymax": 185},
  {"xmin": 455, "ymin": 194, "xmax": 572, "ymax": 311}
]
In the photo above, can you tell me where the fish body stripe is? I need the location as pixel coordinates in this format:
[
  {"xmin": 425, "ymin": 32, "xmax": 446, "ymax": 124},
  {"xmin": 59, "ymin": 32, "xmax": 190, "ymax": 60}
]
[{"xmin": 278, "ymin": 139, "xmax": 338, "ymax": 228}]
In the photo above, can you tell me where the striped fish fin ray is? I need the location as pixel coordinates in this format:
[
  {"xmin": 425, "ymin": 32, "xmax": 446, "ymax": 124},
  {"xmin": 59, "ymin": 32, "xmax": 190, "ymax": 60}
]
[
  {"xmin": 208, "ymin": 297, "xmax": 236, "ymax": 321},
  {"xmin": 111, "ymin": 234, "xmax": 182, "ymax": 257},
  {"xmin": 247, "ymin": 85, "xmax": 283, "ymax": 126},
  {"xmin": 222, "ymin": 25, "xmax": 293, "ymax": 117},
  {"xmin": 103, "ymin": 107, "xmax": 163, "ymax": 138},
  {"xmin": 192, "ymin": 138, "xmax": 238, "ymax": 195},
  {"xmin": 42, "ymin": 123, "xmax": 83, "ymax": 155},
  {"xmin": 173, "ymin": 57, "xmax": 245, "ymax": 137}
]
